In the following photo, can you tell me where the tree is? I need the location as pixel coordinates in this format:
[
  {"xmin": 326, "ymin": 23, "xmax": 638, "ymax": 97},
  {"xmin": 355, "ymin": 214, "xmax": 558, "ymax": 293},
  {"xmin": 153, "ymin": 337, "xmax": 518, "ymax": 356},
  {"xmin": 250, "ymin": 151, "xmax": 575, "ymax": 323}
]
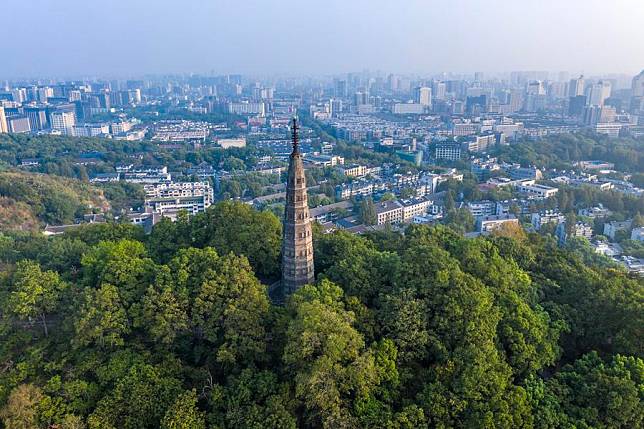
[
  {"xmin": 547, "ymin": 352, "xmax": 643, "ymax": 428},
  {"xmin": 5, "ymin": 260, "xmax": 67, "ymax": 336},
  {"xmin": 190, "ymin": 201, "xmax": 282, "ymax": 279},
  {"xmin": 444, "ymin": 208, "xmax": 475, "ymax": 233},
  {"xmin": 208, "ymin": 369, "xmax": 296, "ymax": 429},
  {"xmin": 74, "ymin": 283, "xmax": 130, "ymax": 349},
  {"xmin": 380, "ymin": 192, "xmax": 396, "ymax": 202},
  {"xmin": 133, "ymin": 266, "xmax": 189, "ymax": 345},
  {"xmin": 0, "ymin": 384, "xmax": 44, "ymax": 429},
  {"xmin": 88, "ymin": 364, "xmax": 183, "ymax": 429},
  {"xmin": 399, "ymin": 187, "xmax": 415, "ymax": 199},
  {"xmin": 80, "ymin": 239, "xmax": 156, "ymax": 305},
  {"xmin": 283, "ymin": 280, "xmax": 398, "ymax": 427},
  {"xmin": 59, "ymin": 414, "xmax": 87, "ymax": 429},
  {"xmin": 161, "ymin": 390, "xmax": 205, "ymax": 429},
  {"xmin": 189, "ymin": 250, "xmax": 270, "ymax": 367},
  {"xmin": 359, "ymin": 197, "xmax": 377, "ymax": 225}
]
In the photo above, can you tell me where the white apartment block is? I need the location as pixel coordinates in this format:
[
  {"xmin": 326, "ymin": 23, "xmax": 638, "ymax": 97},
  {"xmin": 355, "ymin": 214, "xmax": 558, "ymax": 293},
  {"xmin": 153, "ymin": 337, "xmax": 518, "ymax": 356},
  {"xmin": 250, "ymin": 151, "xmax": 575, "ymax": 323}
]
[
  {"xmin": 531, "ymin": 211, "xmax": 565, "ymax": 230},
  {"xmin": 340, "ymin": 164, "xmax": 368, "ymax": 177},
  {"xmin": 477, "ymin": 214, "xmax": 519, "ymax": 233},
  {"xmin": 143, "ymin": 182, "xmax": 213, "ymax": 202},
  {"xmin": 516, "ymin": 182, "xmax": 559, "ymax": 198},
  {"xmin": 401, "ymin": 198, "xmax": 433, "ymax": 221},
  {"xmin": 50, "ymin": 111, "xmax": 76, "ymax": 135},
  {"xmin": 375, "ymin": 200, "xmax": 404, "ymax": 225}
]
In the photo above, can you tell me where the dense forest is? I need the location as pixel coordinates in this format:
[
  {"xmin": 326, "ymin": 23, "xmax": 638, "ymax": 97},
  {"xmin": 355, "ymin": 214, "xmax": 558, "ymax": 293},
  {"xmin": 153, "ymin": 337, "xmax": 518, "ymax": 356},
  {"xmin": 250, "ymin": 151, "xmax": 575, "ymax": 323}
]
[{"xmin": 0, "ymin": 201, "xmax": 641, "ymax": 428}]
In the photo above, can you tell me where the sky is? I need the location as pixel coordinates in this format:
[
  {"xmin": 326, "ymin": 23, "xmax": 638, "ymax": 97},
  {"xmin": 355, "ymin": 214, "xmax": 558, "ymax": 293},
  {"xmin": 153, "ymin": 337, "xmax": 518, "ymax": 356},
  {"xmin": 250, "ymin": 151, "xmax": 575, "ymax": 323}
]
[{"xmin": 2, "ymin": 0, "xmax": 644, "ymax": 78}]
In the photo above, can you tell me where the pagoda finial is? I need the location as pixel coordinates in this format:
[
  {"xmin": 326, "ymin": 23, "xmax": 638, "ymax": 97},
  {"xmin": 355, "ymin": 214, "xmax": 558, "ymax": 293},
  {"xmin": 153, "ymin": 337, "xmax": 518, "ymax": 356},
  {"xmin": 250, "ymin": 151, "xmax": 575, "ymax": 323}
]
[{"xmin": 291, "ymin": 117, "xmax": 299, "ymax": 154}]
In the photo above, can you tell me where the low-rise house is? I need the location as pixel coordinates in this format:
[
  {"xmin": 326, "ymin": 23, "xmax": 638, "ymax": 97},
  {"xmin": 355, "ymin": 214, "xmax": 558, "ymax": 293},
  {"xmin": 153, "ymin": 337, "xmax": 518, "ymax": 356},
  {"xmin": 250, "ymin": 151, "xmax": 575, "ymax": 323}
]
[
  {"xmin": 603, "ymin": 220, "xmax": 632, "ymax": 239},
  {"xmin": 630, "ymin": 227, "xmax": 644, "ymax": 242},
  {"xmin": 531, "ymin": 211, "xmax": 565, "ymax": 231},
  {"xmin": 309, "ymin": 201, "xmax": 353, "ymax": 224},
  {"xmin": 466, "ymin": 200, "xmax": 496, "ymax": 217},
  {"xmin": 593, "ymin": 241, "xmax": 623, "ymax": 257},
  {"xmin": 90, "ymin": 173, "xmax": 120, "ymax": 183}
]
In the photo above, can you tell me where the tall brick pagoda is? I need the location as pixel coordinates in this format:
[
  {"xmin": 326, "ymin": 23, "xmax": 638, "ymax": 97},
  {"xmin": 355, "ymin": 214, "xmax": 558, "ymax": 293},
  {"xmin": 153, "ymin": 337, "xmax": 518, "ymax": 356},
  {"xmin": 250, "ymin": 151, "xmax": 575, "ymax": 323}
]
[{"xmin": 281, "ymin": 117, "xmax": 314, "ymax": 295}]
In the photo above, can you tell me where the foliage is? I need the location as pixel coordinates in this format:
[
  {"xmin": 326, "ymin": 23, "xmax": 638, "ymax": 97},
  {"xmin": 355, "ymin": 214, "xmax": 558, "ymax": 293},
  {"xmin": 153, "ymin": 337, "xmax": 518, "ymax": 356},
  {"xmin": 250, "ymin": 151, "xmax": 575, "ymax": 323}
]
[
  {"xmin": 492, "ymin": 132, "xmax": 644, "ymax": 172},
  {"xmin": 0, "ymin": 202, "xmax": 641, "ymax": 428},
  {"xmin": 0, "ymin": 171, "xmax": 109, "ymax": 230}
]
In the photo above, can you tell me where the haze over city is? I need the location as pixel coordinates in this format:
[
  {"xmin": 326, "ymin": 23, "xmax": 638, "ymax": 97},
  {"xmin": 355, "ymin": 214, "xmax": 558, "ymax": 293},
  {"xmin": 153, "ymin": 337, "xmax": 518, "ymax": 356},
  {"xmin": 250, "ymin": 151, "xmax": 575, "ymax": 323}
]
[
  {"xmin": 3, "ymin": 0, "xmax": 644, "ymax": 78},
  {"xmin": 0, "ymin": 1, "xmax": 644, "ymax": 428}
]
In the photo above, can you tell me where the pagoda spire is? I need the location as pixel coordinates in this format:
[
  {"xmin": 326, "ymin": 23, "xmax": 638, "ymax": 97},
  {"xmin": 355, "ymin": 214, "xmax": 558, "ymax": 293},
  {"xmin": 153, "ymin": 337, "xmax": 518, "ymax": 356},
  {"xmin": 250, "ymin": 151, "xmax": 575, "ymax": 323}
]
[
  {"xmin": 291, "ymin": 117, "xmax": 299, "ymax": 154},
  {"xmin": 281, "ymin": 117, "xmax": 314, "ymax": 296}
]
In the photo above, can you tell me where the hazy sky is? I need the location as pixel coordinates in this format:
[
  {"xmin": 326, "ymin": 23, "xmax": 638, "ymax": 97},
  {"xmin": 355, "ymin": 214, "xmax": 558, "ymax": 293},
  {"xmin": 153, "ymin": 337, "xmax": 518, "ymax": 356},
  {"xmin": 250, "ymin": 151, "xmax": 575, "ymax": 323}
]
[{"xmin": 3, "ymin": 0, "xmax": 643, "ymax": 78}]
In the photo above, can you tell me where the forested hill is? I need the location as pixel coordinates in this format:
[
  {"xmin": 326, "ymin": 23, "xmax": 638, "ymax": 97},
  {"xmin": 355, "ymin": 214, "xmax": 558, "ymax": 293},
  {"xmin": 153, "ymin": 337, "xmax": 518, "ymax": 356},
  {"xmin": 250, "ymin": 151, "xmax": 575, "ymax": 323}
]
[
  {"xmin": 491, "ymin": 132, "xmax": 644, "ymax": 172},
  {"xmin": 0, "ymin": 171, "xmax": 109, "ymax": 231},
  {"xmin": 0, "ymin": 201, "xmax": 642, "ymax": 428}
]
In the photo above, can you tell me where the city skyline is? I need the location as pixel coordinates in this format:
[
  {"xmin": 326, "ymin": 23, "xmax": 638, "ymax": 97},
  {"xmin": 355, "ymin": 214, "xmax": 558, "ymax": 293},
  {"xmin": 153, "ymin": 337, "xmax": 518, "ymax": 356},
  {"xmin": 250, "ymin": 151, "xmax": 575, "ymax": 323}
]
[{"xmin": 2, "ymin": 0, "xmax": 644, "ymax": 78}]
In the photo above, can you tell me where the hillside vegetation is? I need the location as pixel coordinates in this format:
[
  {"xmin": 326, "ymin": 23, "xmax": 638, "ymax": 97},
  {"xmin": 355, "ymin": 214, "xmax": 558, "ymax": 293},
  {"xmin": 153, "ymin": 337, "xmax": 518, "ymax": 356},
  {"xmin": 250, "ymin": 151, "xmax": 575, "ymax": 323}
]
[
  {"xmin": 0, "ymin": 171, "xmax": 109, "ymax": 230},
  {"xmin": 0, "ymin": 201, "xmax": 641, "ymax": 428}
]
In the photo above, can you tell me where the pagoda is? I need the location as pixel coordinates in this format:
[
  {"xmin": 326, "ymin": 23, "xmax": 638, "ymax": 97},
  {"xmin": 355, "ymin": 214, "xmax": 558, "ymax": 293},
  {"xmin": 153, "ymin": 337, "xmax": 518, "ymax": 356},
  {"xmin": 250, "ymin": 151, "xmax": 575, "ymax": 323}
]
[{"xmin": 281, "ymin": 117, "xmax": 315, "ymax": 295}]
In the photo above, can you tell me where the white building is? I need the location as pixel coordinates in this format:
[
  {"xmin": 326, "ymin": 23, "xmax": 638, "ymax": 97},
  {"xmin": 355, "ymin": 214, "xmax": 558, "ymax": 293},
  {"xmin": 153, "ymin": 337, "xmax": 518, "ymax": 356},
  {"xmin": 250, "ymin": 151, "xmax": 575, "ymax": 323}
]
[
  {"xmin": 144, "ymin": 182, "xmax": 213, "ymax": 201},
  {"xmin": 435, "ymin": 142, "xmax": 461, "ymax": 160},
  {"xmin": 72, "ymin": 123, "xmax": 109, "ymax": 137},
  {"xmin": 414, "ymin": 86, "xmax": 432, "ymax": 107},
  {"xmin": 228, "ymin": 102, "xmax": 265, "ymax": 116},
  {"xmin": 392, "ymin": 103, "xmax": 424, "ymax": 114},
  {"xmin": 218, "ymin": 138, "xmax": 246, "ymax": 149},
  {"xmin": 631, "ymin": 227, "xmax": 644, "ymax": 242},
  {"xmin": 401, "ymin": 197, "xmax": 433, "ymax": 221},
  {"xmin": 50, "ymin": 111, "xmax": 76, "ymax": 135},
  {"xmin": 516, "ymin": 182, "xmax": 559, "ymax": 199},
  {"xmin": 531, "ymin": 211, "xmax": 565, "ymax": 230},
  {"xmin": 122, "ymin": 166, "xmax": 172, "ymax": 184},
  {"xmin": 603, "ymin": 220, "xmax": 632, "ymax": 239},
  {"xmin": 466, "ymin": 200, "xmax": 497, "ymax": 217},
  {"xmin": 594, "ymin": 123, "xmax": 622, "ymax": 138},
  {"xmin": 375, "ymin": 200, "xmax": 404, "ymax": 225},
  {"xmin": 477, "ymin": 214, "xmax": 519, "ymax": 233}
]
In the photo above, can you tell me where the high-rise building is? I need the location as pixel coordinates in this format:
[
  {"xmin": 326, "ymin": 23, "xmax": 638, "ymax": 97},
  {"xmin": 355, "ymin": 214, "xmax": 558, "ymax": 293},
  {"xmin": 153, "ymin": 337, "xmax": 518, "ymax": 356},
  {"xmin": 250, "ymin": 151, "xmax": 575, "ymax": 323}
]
[
  {"xmin": 526, "ymin": 80, "xmax": 545, "ymax": 95},
  {"xmin": 432, "ymin": 80, "xmax": 447, "ymax": 100},
  {"xmin": 569, "ymin": 75, "xmax": 585, "ymax": 97},
  {"xmin": 11, "ymin": 88, "xmax": 27, "ymax": 103},
  {"xmin": 414, "ymin": 86, "xmax": 432, "ymax": 107},
  {"xmin": 50, "ymin": 111, "xmax": 76, "ymax": 135},
  {"xmin": 587, "ymin": 80, "xmax": 611, "ymax": 106},
  {"xmin": 582, "ymin": 105, "xmax": 603, "ymax": 125},
  {"xmin": 281, "ymin": 118, "xmax": 315, "ymax": 296},
  {"xmin": 354, "ymin": 90, "xmax": 368, "ymax": 106},
  {"xmin": 631, "ymin": 70, "xmax": 644, "ymax": 114},
  {"xmin": 632, "ymin": 71, "xmax": 644, "ymax": 97},
  {"xmin": 334, "ymin": 79, "xmax": 348, "ymax": 98},
  {"xmin": 7, "ymin": 116, "xmax": 31, "ymax": 133},
  {"xmin": 329, "ymin": 98, "xmax": 342, "ymax": 117},
  {"xmin": 23, "ymin": 106, "xmax": 48, "ymax": 130},
  {"xmin": 568, "ymin": 95, "xmax": 587, "ymax": 116},
  {"xmin": 0, "ymin": 106, "xmax": 7, "ymax": 133}
]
